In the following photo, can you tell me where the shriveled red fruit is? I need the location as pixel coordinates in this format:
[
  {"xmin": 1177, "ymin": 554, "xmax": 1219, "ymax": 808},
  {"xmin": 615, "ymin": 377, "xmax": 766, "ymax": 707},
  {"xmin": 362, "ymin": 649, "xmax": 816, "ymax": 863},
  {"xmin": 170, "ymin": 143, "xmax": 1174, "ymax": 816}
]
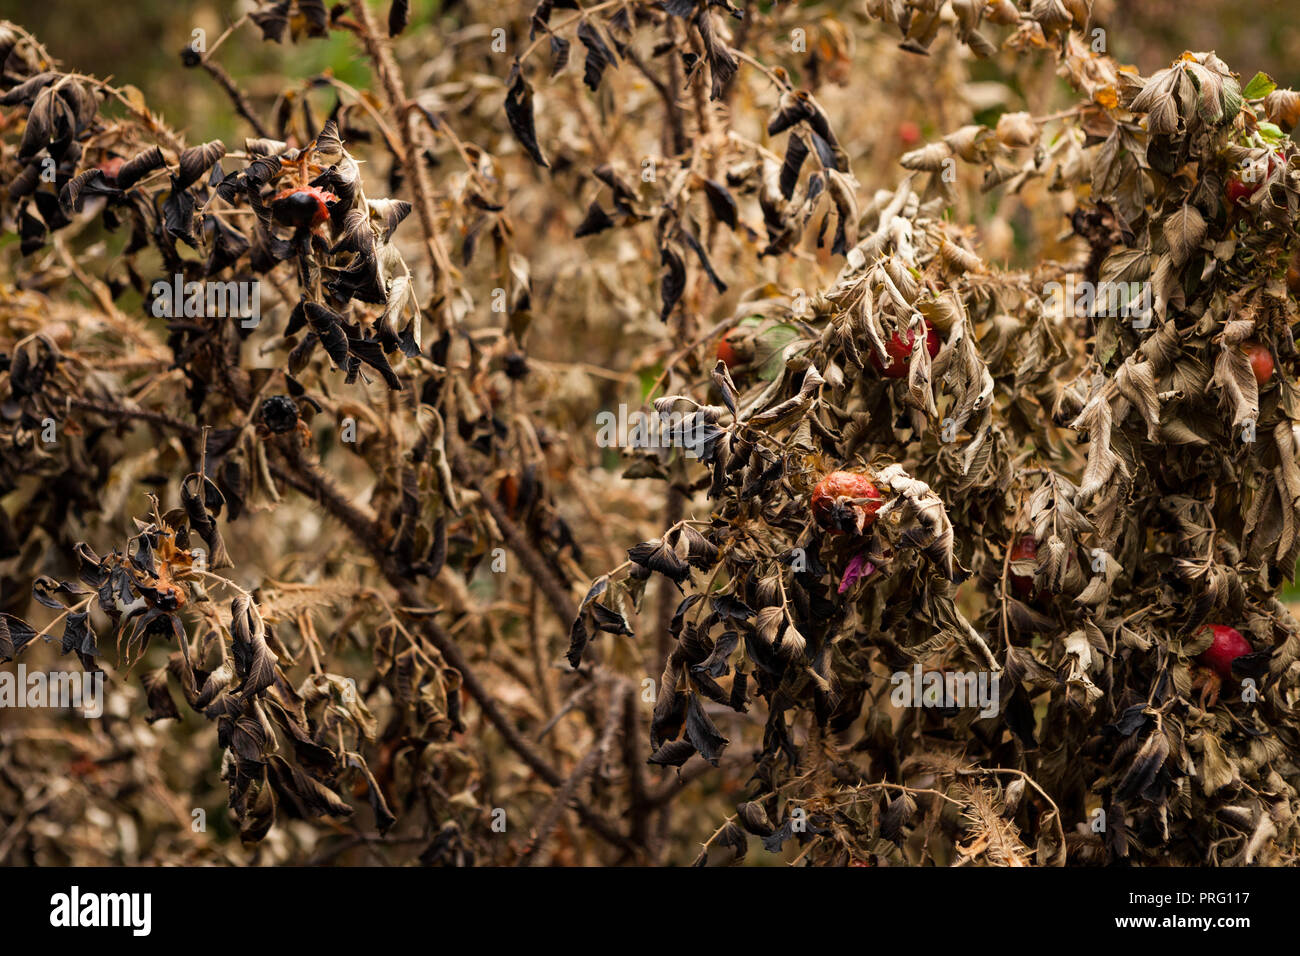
[
  {"xmin": 1197, "ymin": 624, "xmax": 1252, "ymax": 680},
  {"xmin": 811, "ymin": 470, "xmax": 883, "ymax": 534},
  {"xmin": 1241, "ymin": 341, "xmax": 1274, "ymax": 385},
  {"xmin": 716, "ymin": 330, "xmax": 741, "ymax": 367},
  {"xmin": 259, "ymin": 395, "xmax": 299, "ymax": 434},
  {"xmin": 869, "ymin": 322, "xmax": 940, "ymax": 379},
  {"xmin": 271, "ymin": 184, "xmax": 338, "ymax": 230},
  {"xmin": 97, "ymin": 156, "xmax": 125, "ymax": 183},
  {"xmin": 1226, "ymin": 150, "xmax": 1283, "ymax": 206},
  {"xmin": 1008, "ymin": 535, "xmax": 1038, "ymax": 599},
  {"xmin": 1226, "ymin": 175, "xmax": 1256, "ymax": 205}
]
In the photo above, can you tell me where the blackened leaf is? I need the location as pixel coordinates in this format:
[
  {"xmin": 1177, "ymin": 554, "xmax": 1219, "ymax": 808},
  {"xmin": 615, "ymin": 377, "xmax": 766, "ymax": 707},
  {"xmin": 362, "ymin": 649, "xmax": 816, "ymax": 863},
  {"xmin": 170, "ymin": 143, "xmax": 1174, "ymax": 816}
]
[
  {"xmin": 684, "ymin": 693, "xmax": 729, "ymax": 765},
  {"xmin": 73, "ymin": 542, "xmax": 108, "ymax": 588},
  {"xmin": 678, "ymin": 526, "xmax": 721, "ymax": 570},
  {"xmin": 19, "ymin": 207, "xmax": 45, "ymax": 255},
  {"xmin": 710, "ymin": 360, "xmax": 739, "ymax": 417},
  {"xmin": 230, "ymin": 595, "xmax": 278, "ymax": 697},
  {"xmin": 709, "ymin": 593, "xmax": 753, "ymax": 620},
  {"xmin": 729, "ymin": 669, "xmax": 749, "ymax": 712},
  {"xmin": 175, "ymin": 140, "xmax": 226, "ymax": 190},
  {"xmin": 298, "ymin": 0, "xmax": 327, "ymax": 36},
  {"xmin": 577, "ymin": 22, "xmax": 618, "ymax": 91},
  {"xmin": 239, "ymin": 775, "xmax": 277, "ymax": 843},
  {"xmin": 33, "ymin": 575, "xmax": 86, "ymax": 610},
  {"xmin": 549, "ymin": 35, "xmax": 571, "ymax": 76},
  {"xmin": 628, "ymin": 537, "xmax": 691, "ymax": 584},
  {"xmin": 1116, "ymin": 729, "xmax": 1171, "ymax": 802},
  {"xmin": 565, "ymin": 612, "xmax": 589, "ymax": 668},
  {"xmin": 0, "ymin": 614, "xmax": 37, "ymax": 662},
  {"xmin": 250, "ymin": 0, "xmax": 291, "ymax": 42},
  {"xmin": 59, "ymin": 169, "xmax": 121, "ymax": 214},
  {"xmin": 681, "ymin": 229, "xmax": 727, "ymax": 293},
  {"xmin": 141, "ymin": 668, "xmax": 180, "ymax": 723},
  {"xmin": 267, "ymin": 754, "xmax": 353, "ymax": 819},
  {"xmin": 659, "ymin": 243, "xmax": 686, "ymax": 322},
  {"xmin": 647, "ymin": 739, "xmax": 696, "ymax": 767},
  {"xmin": 304, "ymin": 301, "xmax": 350, "ymax": 368},
  {"xmin": 768, "ymin": 90, "xmax": 817, "ymax": 136},
  {"xmin": 505, "ymin": 67, "xmax": 549, "ymax": 168},
  {"xmin": 573, "ymin": 200, "xmax": 614, "ymax": 237},
  {"xmin": 689, "ymin": 657, "xmax": 727, "ymax": 697},
  {"xmin": 60, "ymin": 611, "xmax": 95, "ymax": 660},
  {"xmin": 204, "ymin": 214, "xmax": 250, "ymax": 275},
  {"xmin": 650, "ymin": 686, "xmax": 688, "ymax": 749},
  {"xmin": 347, "ymin": 751, "xmax": 397, "ymax": 833},
  {"xmin": 0, "ymin": 71, "xmax": 59, "ymax": 106},
  {"xmin": 761, "ymin": 816, "xmax": 795, "ymax": 852},
  {"xmin": 388, "ymin": 0, "xmax": 410, "ymax": 36},
  {"xmin": 591, "ymin": 601, "xmax": 634, "ymax": 636},
  {"xmin": 881, "ymin": 791, "xmax": 916, "ymax": 844},
  {"xmin": 695, "ymin": 629, "xmax": 740, "ymax": 678},
  {"xmin": 579, "ymin": 574, "xmax": 609, "ymax": 610},
  {"xmin": 718, "ymin": 821, "xmax": 748, "ymax": 860},
  {"xmin": 7, "ymin": 162, "xmax": 39, "ymax": 200},
  {"xmin": 669, "ymin": 594, "xmax": 704, "ymax": 638},
  {"xmin": 593, "ymin": 164, "xmax": 638, "ymax": 211},
  {"xmin": 1230, "ymin": 650, "xmax": 1271, "ymax": 683},
  {"xmin": 743, "ymin": 629, "xmax": 784, "ymax": 676},
  {"xmin": 1109, "ymin": 703, "xmax": 1150, "ymax": 738},
  {"xmin": 19, "ymin": 86, "xmax": 73, "ymax": 160},
  {"xmin": 696, "ymin": 8, "xmax": 737, "ymax": 100},
  {"xmin": 702, "ymin": 178, "xmax": 738, "ymax": 228},
  {"xmin": 736, "ymin": 800, "xmax": 775, "ymax": 836},
  {"xmin": 347, "ymin": 337, "xmax": 403, "ymax": 390},
  {"xmin": 180, "ymin": 473, "xmax": 233, "ymax": 569},
  {"xmin": 162, "ymin": 186, "xmax": 197, "ymax": 247}
]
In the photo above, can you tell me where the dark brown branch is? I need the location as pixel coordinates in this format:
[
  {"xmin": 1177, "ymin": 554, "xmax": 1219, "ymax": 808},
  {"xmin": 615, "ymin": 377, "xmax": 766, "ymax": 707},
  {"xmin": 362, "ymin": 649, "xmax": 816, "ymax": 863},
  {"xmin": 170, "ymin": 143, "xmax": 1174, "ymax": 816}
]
[
  {"xmin": 67, "ymin": 396, "xmax": 203, "ymax": 436},
  {"xmin": 347, "ymin": 0, "xmax": 453, "ymax": 300},
  {"xmin": 200, "ymin": 60, "xmax": 269, "ymax": 139},
  {"xmin": 516, "ymin": 682, "xmax": 625, "ymax": 866}
]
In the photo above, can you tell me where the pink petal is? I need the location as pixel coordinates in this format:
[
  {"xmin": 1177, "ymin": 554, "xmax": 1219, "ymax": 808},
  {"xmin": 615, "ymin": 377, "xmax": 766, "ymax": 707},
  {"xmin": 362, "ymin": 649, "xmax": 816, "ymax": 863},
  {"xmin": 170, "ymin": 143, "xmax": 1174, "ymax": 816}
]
[{"xmin": 838, "ymin": 554, "xmax": 876, "ymax": 594}]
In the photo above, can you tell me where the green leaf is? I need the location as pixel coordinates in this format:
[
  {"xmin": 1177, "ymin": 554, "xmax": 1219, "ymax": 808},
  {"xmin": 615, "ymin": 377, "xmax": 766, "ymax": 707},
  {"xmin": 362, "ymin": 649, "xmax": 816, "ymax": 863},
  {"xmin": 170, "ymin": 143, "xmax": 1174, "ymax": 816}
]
[
  {"xmin": 1219, "ymin": 79, "xmax": 1243, "ymax": 125},
  {"xmin": 639, "ymin": 362, "xmax": 665, "ymax": 403},
  {"xmin": 756, "ymin": 324, "xmax": 803, "ymax": 381},
  {"xmin": 1242, "ymin": 72, "xmax": 1276, "ymax": 100},
  {"xmin": 1257, "ymin": 121, "xmax": 1286, "ymax": 145}
]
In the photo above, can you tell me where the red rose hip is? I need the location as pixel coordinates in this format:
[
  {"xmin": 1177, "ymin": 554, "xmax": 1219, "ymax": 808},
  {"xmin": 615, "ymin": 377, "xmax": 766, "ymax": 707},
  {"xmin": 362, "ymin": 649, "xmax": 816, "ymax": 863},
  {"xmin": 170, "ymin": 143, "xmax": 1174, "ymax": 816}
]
[
  {"xmin": 1226, "ymin": 150, "xmax": 1284, "ymax": 206},
  {"xmin": 870, "ymin": 321, "xmax": 940, "ymax": 379},
  {"xmin": 811, "ymin": 471, "xmax": 884, "ymax": 534},
  {"xmin": 271, "ymin": 184, "xmax": 339, "ymax": 230},
  {"xmin": 716, "ymin": 330, "xmax": 741, "ymax": 367},
  {"xmin": 1008, "ymin": 535, "xmax": 1038, "ymax": 599},
  {"xmin": 1197, "ymin": 624, "xmax": 1252, "ymax": 680},
  {"xmin": 1241, "ymin": 341, "xmax": 1274, "ymax": 386}
]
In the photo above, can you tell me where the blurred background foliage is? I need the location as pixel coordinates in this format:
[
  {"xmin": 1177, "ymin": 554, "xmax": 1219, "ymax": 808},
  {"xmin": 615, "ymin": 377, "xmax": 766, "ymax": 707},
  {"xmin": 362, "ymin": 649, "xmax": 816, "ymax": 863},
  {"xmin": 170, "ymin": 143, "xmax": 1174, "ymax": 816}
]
[{"xmin": 13, "ymin": 0, "xmax": 1300, "ymax": 146}]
